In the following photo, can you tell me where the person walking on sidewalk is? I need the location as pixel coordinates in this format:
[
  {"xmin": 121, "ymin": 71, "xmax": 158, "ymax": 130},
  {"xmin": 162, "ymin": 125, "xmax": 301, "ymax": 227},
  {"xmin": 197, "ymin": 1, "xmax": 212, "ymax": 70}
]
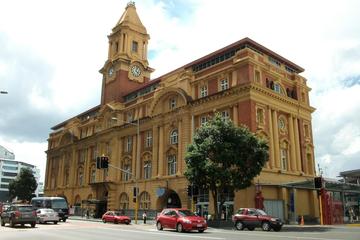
[{"xmin": 143, "ymin": 211, "xmax": 147, "ymax": 224}]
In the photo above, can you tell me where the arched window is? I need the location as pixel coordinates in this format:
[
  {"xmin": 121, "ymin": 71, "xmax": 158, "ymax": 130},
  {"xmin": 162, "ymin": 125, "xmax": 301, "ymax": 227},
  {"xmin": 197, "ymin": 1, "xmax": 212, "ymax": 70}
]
[
  {"xmin": 144, "ymin": 161, "xmax": 151, "ymax": 179},
  {"xmin": 280, "ymin": 141, "xmax": 289, "ymax": 171},
  {"xmin": 77, "ymin": 167, "xmax": 84, "ymax": 186},
  {"xmin": 139, "ymin": 192, "xmax": 150, "ymax": 210},
  {"xmin": 170, "ymin": 129, "xmax": 178, "ymax": 144},
  {"xmin": 167, "ymin": 154, "xmax": 177, "ymax": 175},
  {"xmin": 119, "ymin": 193, "xmax": 129, "ymax": 210}
]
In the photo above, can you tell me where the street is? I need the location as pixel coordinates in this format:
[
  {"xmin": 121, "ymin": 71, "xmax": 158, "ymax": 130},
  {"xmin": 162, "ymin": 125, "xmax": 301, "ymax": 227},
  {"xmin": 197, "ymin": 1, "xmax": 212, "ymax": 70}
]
[{"xmin": 1, "ymin": 219, "xmax": 360, "ymax": 240}]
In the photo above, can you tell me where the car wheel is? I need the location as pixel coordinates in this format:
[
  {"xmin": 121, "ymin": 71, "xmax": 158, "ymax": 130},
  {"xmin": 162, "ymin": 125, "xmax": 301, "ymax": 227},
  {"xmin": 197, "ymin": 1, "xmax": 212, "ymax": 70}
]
[
  {"xmin": 62, "ymin": 218, "xmax": 66, "ymax": 222},
  {"xmin": 1, "ymin": 219, "xmax": 5, "ymax": 226},
  {"xmin": 235, "ymin": 221, "xmax": 244, "ymax": 230},
  {"xmin": 156, "ymin": 221, "xmax": 163, "ymax": 231},
  {"xmin": 21, "ymin": 224, "xmax": 24, "ymax": 227},
  {"xmin": 248, "ymin": 227, "xmax": 255, "ymax": 231},
  {"xmin": 9, "ymin": 218, "xmax": 15, "ymax": 228},
  {"xmin": 31, "ymin": 222, "xmax": 36, "ymax": 228},
  {"xmin": 198, "ymin": 229, "xmax": 205, "ymax": 233},
  {"xmin": 176, "ymin": 223, "xmax": 183, "ymax": 233},
  {"xmin": 262, "ymin": 222, "xmax": 270, "ymax": 231},
  {"xmin": 54, "ymin": 221, "xmax": 58, "ymax": 225}
]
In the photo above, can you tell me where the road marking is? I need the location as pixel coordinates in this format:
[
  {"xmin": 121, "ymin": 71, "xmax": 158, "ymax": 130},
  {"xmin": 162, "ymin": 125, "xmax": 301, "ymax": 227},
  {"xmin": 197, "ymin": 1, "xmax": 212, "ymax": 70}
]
[{"xmin": 102, "ymin": 227, "xmax": 225, "ymax": 239}]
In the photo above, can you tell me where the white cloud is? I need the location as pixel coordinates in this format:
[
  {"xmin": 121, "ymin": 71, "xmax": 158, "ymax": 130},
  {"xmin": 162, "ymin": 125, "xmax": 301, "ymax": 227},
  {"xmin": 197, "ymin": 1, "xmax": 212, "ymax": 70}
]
[{"xmin": 1, "ymin": 0, "xmax": 360, "ymax": 181}]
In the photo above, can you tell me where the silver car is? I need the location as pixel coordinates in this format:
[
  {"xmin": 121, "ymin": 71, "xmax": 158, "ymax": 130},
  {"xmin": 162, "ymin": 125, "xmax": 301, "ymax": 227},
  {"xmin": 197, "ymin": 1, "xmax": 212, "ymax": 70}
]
[{"xmin": 36, "ymin": 209, "xmax": 59, "ymax": 224}]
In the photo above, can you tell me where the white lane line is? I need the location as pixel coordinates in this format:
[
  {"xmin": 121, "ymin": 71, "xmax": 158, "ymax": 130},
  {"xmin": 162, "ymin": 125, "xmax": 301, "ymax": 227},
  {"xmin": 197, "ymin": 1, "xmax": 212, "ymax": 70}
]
[{"xmin": 103, "ymin": 227, "xmax": 225, "ymax": 240}]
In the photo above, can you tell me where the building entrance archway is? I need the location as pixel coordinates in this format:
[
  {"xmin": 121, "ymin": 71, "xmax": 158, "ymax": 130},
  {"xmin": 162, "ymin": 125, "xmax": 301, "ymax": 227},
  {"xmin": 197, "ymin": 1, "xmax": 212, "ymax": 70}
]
[{"xmin": 156, "ymin": 189, "xmax": 181, "ymax": 210}]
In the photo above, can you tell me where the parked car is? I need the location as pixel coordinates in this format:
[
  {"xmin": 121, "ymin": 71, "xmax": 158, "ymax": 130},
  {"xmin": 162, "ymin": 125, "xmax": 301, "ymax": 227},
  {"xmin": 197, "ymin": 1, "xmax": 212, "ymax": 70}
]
[
  {"xmin": 102, "ymin": 211, "xmax": 131, "ymax": 224},
  {"xmin": 31, "ymin": 197, "xmax": 69, "ymax": 222},
  {"xmin": 232, "ymin": 208, "xmax": 283, "ymax": 231},
  {"xmin": 156, "ymin": 208, "xmax": 207, "ymax": 233},
  {"xmin": 36, "ymin": 208, "xmax": 59, "ymax": 224},
  {"xmin": 1, "ymin": 204, "xmax": 37, "ymax": 228}
]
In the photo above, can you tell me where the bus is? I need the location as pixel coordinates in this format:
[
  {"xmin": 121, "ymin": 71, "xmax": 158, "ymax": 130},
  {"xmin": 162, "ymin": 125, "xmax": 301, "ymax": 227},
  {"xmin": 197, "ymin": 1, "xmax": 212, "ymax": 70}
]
[{"xmin": 31, "ymin": 197, "xmax": 69, "ymax": 222}]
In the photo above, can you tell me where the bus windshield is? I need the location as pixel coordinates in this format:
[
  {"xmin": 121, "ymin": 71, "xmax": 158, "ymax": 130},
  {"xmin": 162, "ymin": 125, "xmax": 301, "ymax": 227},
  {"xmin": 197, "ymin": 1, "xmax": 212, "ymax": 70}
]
[{"xmin": 52, "ymin": 199, "xmax": 68, "ymax": 209}]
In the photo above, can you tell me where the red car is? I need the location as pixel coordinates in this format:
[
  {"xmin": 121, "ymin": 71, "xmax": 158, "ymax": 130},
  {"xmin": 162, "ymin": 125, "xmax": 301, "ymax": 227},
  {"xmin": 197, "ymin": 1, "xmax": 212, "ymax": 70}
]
[
  {"xmin": 102, "ymin": 211, "xmax": 131, "ymax": 224},
  {"xmin": 232, "ymin": 208, "xmax": 283, "ymax": 231},
  {"xmin": 156, "ymin": 208, "xmax": 207, "ymax": 233}
]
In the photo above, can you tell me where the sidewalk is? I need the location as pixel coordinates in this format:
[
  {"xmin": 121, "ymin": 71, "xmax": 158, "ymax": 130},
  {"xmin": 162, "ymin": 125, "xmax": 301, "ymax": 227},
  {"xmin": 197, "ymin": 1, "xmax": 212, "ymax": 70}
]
[{"xmin": 69, "ymin": 215, "xmax": 156, "ymax": 226}]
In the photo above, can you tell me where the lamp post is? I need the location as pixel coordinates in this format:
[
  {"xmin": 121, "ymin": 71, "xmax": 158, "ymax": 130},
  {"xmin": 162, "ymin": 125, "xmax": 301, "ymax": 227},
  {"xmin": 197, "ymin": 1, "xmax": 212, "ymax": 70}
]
[{"xmin": 112, "ymin": 117, "xmax": 140, "ymax": 224}]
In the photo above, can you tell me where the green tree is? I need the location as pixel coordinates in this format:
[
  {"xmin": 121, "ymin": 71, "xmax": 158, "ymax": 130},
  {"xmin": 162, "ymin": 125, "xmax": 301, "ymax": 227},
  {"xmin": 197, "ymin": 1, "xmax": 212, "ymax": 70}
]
[
  {"xmin": 8, "ymin": 168, "xmax": 37, "ymax": 202},
  {"xmin": 184, "ymin": 113, "xmax": 269, "ymax": 220}
]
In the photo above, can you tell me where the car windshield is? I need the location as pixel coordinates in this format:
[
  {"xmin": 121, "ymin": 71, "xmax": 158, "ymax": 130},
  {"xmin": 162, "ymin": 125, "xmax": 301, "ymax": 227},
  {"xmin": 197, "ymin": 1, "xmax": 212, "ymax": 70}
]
[
  {"xmin": 256, "ymin": 209, "xmax": 268, "ymax": 216},
  {"xmin": 52, "ymin": 199, "xmax": 68, "ymax": 209},
  {"xmin": 42, "ymin": 209, "xmax": 54, "ymax": 213},
  {"xmin": 177, "ymin": 210, "xmax": 196, "ymax": 217}
]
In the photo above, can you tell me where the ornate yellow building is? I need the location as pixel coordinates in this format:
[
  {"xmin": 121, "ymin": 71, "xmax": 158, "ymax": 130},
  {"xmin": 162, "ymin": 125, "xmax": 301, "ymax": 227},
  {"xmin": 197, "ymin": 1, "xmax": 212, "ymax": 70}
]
[{"xmin": 45, "ymin": 2, "xmax": 318, "ymax": 222}]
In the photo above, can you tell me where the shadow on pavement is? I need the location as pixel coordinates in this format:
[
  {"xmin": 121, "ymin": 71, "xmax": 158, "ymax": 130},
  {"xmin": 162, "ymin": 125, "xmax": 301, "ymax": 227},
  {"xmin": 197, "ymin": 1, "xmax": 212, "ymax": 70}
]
[{"xmin": 281, "ymin": 226, "xmax": 333, "ymax": 232}]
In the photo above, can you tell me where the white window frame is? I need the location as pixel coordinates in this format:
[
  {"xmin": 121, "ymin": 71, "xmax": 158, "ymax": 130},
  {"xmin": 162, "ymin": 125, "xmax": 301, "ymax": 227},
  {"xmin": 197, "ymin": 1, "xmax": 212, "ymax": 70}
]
[
  {"xmin": 280, "ymin": 148, "xmax": 288, "ymax": 171},
  {"xmin": 146, "ymin": 131, "xmax": 152, "ymax": 148},
  {"xmin": 126, "ymin": 136, "xmax": 132, "ymax": 152},
  {"xmin": 200, "ymin": 116, "xmax": 208, "ymax": 126},
  {"xmin": 167, "ymin": 155, "xmax": 177, "ymax": 175},
  {"xmin": 123, "ymin": 164, "xmax": 131, "ymax": 181},
  {"xmin": 170, "ymin": 129, "xmax": 178, "ymax": 144},
  {"xmin": 221, "ymin": 110, "xmax": 230, "ymax": 119},
  {"xmin": 220, "ymin": 79, "xmax": 229, "ymax": 91},
  {"xmin": 274, "ymin": 83, "xmax": 281, "ymax": 93},
  {"xmin": 144, "ymin": 161, "xmax": 151, "ymax": 179},
  {"xmin": 200, "ymin": 85, "xmax": 208, "ymax": 98}
]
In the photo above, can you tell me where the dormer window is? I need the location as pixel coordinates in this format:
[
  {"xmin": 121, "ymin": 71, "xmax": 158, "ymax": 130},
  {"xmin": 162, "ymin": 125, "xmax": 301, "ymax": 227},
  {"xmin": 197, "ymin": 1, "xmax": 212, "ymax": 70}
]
[
  {"xmin": 274, "ymin": 83, "xmax": 281, "ymax": 93},
  {"xmin": 132, "ymin": 41, "xmax": 138, "ymax": 52}
]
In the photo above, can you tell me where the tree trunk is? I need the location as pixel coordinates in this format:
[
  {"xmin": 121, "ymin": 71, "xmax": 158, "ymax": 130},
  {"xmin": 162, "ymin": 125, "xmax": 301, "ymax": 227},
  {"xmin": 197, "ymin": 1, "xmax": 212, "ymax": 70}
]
[{"xmin": 211, "ymin": 189, "xmax": 218, "ymax": 220}]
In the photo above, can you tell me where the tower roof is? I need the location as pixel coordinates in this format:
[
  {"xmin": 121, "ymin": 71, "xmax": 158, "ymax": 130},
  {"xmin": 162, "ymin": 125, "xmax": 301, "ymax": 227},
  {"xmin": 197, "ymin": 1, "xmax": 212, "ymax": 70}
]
[{"xmin": 113, "ymin": 1, "xmax": 147, "ymax": 34}]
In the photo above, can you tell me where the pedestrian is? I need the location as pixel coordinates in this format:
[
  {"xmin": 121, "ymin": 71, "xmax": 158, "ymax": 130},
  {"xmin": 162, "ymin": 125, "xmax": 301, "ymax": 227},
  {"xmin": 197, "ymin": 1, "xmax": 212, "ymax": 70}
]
[
  {"xmin": 143, "ymin": 211, "xmax": 147, "ymax": 224},
  {"xmin": 349, "ymin": 207, "xmax": 354, "ymax": 223}
]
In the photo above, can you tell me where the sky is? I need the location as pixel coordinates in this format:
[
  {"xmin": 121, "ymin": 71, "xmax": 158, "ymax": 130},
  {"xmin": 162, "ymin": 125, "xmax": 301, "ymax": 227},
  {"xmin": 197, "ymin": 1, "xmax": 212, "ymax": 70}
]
[{"xmin": 0, "ymin": 0, "xmax": 359, "ymax": 182}]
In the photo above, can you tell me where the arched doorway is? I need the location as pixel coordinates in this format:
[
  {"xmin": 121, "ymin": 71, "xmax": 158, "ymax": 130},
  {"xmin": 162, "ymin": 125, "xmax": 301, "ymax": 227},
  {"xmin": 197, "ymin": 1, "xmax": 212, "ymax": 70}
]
[{"xmin": 156, "ymin": 189, "xmax": 181, "ymax": 210}]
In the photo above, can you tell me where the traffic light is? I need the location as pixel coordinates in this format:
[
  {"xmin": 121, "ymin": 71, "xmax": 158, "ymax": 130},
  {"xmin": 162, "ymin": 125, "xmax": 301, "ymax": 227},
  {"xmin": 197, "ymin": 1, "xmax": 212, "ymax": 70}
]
[
  {"xmin": 101, "ymin": 156, "xmax": 109, "ymax": 169},
  {"xmin": 96, "ymin": 156, "xmax": 109, "ymax": 169},
  {"xmin": 133, "ymin": 187, "xmax": 139, "ymax": 202},
  {"xmin": 314, "ymin": 177, "xmax": 323, "ymax": 188}
]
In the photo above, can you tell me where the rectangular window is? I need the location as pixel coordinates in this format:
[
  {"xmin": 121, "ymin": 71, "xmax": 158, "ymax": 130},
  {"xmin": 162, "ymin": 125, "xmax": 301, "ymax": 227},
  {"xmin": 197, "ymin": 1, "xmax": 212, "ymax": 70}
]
[
  {"xmin": 274, "ymin": 83, "xmax": 281, "ymax": 93},
  {"xmin": 2, "ymin": 172, "xmax": 17, "ymax": 177},
  {"xmin": 168, "ymin": 155, "xmax": 177, "ymax": 175},
  {"xmin": 127, "ymin": 112, "xmax": 133, "ymax": 122},
  {"xmin": 255, "ymin": 70, "xmax": 260, "ymax": 83},
  {"xmin": 200, "ymin": 85, "xmax": 208, "ymax": 98},
  {"xmin": 2, "ymin": 166, "xmax": 18, "ymax": 171},
  {"xmin": 144, "ymin": 161, "xmax": 151, "ymax": 179},
  {"xmin": 132, "ymin": 41, "xmax": 138, "ymax": 52},
  {"xmin": 221, "ymin": 110, "xmax": 230, "ymax": 119},
  {"xmin": 200, "ymin": 116, "xmax": 207, "ymax": 126},
  {"xmin": 281, "ymin": 149, "xmax": 288, "ymax": 170},
  {"xmin": 145, "ymin": 131, "xmax": 152, "ymax": 148},
  {"xmin": 268, "ymin": 56, "xmax": 281, "ymax": 67},
  {"xmin": 126, "ymin": 137, "xmax": 132, "ymax": 152},
  {"xmin": 220, "ymin": 79, "xmax": 229, "ymax": 91},
  {"xmin": 124, "ymin": 165, "xmax": 131, "ymax": 181}
]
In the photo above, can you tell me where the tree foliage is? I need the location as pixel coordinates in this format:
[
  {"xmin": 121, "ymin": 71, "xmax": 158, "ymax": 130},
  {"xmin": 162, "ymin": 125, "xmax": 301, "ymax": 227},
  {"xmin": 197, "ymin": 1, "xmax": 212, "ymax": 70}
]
[
  {"xmin": 184, "ymin": 113, "xmax": 269, "ymax": 219},
  {"xmin": 8, "ymin": 168, "xmax": 37, "ymax": 202}
]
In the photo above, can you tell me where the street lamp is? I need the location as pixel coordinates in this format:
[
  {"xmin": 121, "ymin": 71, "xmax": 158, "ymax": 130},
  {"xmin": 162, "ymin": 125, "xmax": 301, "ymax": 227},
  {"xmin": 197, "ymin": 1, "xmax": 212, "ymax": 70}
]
[{"xmin": 112, "ymin": 117, "xmax": 140, "ymax": 224}]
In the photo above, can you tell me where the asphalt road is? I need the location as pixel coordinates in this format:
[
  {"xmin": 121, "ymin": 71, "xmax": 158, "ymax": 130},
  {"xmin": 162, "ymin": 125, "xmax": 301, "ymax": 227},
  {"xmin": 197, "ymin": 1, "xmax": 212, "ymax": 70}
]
[{"xmin": 1, "ymin": 219, "xmax": 360, "ymax": 240}]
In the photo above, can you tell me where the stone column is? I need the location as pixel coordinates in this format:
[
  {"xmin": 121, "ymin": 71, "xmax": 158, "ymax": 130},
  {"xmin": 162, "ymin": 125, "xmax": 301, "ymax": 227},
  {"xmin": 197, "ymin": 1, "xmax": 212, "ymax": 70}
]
[
  {"xmin": 117, "ymin": 137, "xmax": 123, "ymax": 182},
  {"xmin": 136, "ymin": 133, "xmax": 141, "ymax": 179},
  {"xmin": 233, "ymin": 105, "xmax": 238, "ymax": 126},
  {"xmin": 158, "ymin": 126, "xmax": 164, "ymax": 177},
  {"xmin": 152, "ymin": 125, "xmax": 159, "ymax": 178},
  {"xmin": 232, "ymin": 70, "xmax": 237, "ymax": 87},
  {"xmin": 272, "ymin": 110, "xmax": 280, "ymax": 168},
  {"xmin": 268, "ymin": 109, "xmax": 275, "ymax": 169},
  {"xmin": 294, "ymin": 118, "xmax": 302, "ymax": 172},
  {"xmin": 288, "ymin": 115, "xmax": 297, "ymax": 172},
  {"xmin": 132, "ymin": 135, "xmax": 136, "ymax": 179},
  {"xmin": 177, "ymin": 120, "xmax": 182, "ymax": 175}
]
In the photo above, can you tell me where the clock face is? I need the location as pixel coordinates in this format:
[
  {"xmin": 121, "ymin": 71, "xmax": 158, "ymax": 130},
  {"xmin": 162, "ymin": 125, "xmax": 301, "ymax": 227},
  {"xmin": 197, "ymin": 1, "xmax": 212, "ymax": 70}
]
[
  {"xmin": 131, "ymin": 65, "xmax": 141, "ymax": 77},
  {"xmin": 108, "ymin": 67, "xmax": 114, "ymax": 77}
]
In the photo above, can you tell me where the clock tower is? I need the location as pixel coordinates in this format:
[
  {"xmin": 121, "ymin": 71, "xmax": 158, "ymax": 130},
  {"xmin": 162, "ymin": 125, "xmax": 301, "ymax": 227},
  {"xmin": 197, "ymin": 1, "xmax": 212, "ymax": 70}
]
[{"xmin": 100, "ymin": 1, "xmax": 154, "ymax": 104}]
